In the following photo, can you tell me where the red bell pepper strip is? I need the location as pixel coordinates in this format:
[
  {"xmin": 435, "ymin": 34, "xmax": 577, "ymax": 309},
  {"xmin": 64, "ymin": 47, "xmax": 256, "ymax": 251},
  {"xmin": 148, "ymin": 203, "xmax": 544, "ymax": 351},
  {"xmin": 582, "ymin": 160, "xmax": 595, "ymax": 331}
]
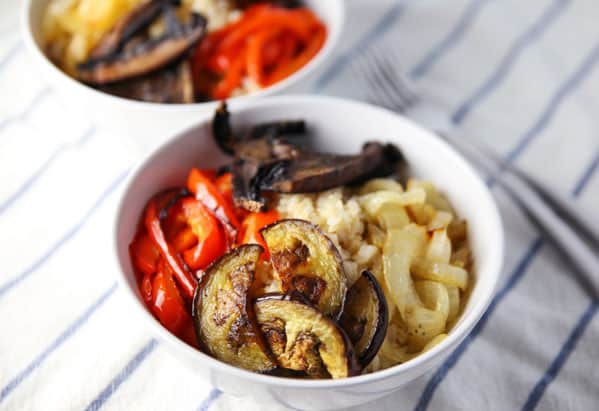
[
  {"xmin": 179, "ymin": 197, "xmax": 227, "ymax": 270},
  {"xmin": 212, "ymin": 48, "xmax": 247, "ymax": 100},
  {"xmin": 265, "ymin": 25, "xmax": 326, "ymax": 86},
  {"xmin": 214, "ymin": 172, "xmax": 233, "ymax": 200},
  {"xmin": 145, "ymin": 197, "xmax": 197, "ymax": 300},
  {"xmin": 171, "ymin": 226, "xmax": 198, "ymax": 253},
  {"xmin": 187, "ymin": 168, "xmax": 240, "ymax": 247},
  {"xmin": 238, "ymin": 210, "xmax": 279, "ymax": 258},
  {"xmin": 246, "ymin": 27, "xmax": 281, "ymax": 86},
  {"xmin": 151, "ymin": 262, "xmax": 191, "ymax": 335},
  {"xmin": 130, "ymin": 231, "xmax": 160, "ymax": 277},
  {"xmin": 216, "ymin": 9, "xmax": 314, "ymax": 55},
  {"xmin": 141, "ymin": 271, "xmax": 153, "ymax": 304}
]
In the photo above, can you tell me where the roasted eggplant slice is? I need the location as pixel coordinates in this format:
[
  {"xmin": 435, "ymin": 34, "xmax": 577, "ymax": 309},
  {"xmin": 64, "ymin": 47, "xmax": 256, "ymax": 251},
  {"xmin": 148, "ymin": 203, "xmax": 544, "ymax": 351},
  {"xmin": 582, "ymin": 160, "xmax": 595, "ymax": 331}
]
[
  {"xmin": 255, "ymin": 294, "xmax": 359, "ymax": 379},
  {"xmin": 192, "ymin": 244, "xmax": 276, "ymax": 372},
  {"xmin": 339, "ymin": 271, "xmax": 388, "ymax": 368},
  {"xmin": 261, "ymin": 219, "xmax": 348, "ymax": 318}
]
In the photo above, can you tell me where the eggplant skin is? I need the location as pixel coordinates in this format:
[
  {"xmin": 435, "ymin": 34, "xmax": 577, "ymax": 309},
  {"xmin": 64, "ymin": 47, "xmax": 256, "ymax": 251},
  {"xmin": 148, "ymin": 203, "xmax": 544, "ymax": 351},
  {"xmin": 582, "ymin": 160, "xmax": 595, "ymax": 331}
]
[
  {"xmin": 339, "ymin": 271, "xmax": 389, "ymax": 368},
  {"xmin": 261, "ymin": 219, "xmax": 348, "ymax": 319},
  {"xmin": 193, "ymin": 244, "xmax": 276, "ymax": 372},
  {"xmin": 255, "ymin": 294, "xmax": 360, "ymax": 379}
]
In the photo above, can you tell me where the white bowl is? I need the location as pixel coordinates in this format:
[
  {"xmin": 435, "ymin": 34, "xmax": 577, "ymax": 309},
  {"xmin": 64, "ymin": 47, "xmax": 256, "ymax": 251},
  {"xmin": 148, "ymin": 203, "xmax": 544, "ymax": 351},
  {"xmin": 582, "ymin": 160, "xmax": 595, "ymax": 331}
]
[
  {"xmin": 21, "ymin": 0, "xmax": 345, "ymax": 151},
  {"xmin": 114, "ymin": 96, "xmax": 504, "ymax": 410}
]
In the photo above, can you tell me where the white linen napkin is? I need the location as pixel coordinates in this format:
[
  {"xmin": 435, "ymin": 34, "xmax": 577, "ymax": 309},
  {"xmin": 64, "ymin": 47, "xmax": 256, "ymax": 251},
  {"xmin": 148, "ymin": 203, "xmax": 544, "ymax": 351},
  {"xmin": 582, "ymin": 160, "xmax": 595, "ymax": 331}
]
[{"xmin": 1, "ymin": 0, "xmax": 598, "ymax": 410}]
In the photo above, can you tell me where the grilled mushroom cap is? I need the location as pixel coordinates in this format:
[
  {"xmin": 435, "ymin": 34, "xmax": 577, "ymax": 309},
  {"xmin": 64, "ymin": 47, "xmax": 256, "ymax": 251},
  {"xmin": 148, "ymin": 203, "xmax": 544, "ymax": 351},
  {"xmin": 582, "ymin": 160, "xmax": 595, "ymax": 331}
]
[
  {"xmin": 88, "ymin": 0, "xmax": 164, "ymax": 60},
  {"xmin": 263, "ymin": 142, "xmax": 402, "ymax": 193},
  {"xmin": 78, "ymin": 1, "xmax": 206, "ymax": 86},
  {"xmin": 98, "ymin": 59, "xmax": 195, "ymax": 103},
  {"xmin": 211, "ymin": 103, "xmax": 405, "ymax": 211}
]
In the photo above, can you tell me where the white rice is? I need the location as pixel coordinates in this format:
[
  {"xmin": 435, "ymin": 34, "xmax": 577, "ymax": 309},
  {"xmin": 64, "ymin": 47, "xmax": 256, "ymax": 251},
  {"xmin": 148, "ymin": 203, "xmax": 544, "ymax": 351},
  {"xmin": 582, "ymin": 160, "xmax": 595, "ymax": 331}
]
[{"xmin": 275, "ymin": 188, "xmax": 377, "ymax": 287}]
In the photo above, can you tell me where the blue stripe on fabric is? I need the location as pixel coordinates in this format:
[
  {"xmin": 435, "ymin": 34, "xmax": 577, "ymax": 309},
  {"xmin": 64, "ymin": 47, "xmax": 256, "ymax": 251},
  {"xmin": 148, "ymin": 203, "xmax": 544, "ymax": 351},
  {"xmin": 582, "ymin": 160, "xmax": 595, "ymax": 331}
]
[
  {"xmin": 0, "ymin": 169, "xmax": 129, "ymax": 299},
  {"xmin": 414, "ymin": 238, "xmax": 544, "ymax": 411},
  {"xmin": 312, "ymin": 2, "xmax": 405, "ymax": 90},
  {"xmin": 0, "ymin": 283, "xmax": 117, "ymax": 404},
  {"xmin": 195, "ymin": 388, "xmax": 223, "ymax": 411},
  {"xmin": 414, "ymin": 150, "xmax": 599, "ymax": 410},
  {"xmin": 0, "ymin": 87, "xmax": 52, "ymax": 132},
  {"xmin": 521, "ymin": 301, "xmax": 598, "ymax": 411},
  {"xmin": 0, "ymin": 41, "xmax": 22, "ymax": 71},
  {"xmin": 451, "ymin": 0, "xmax": 570, "ymax": 124},
  {"xmin": 483, "ymin": 42, "xmax": 599, "ymax": 187},
  {"xmin": 0, "ymin": 126, "xmax": 96, "ymax": 214},
  {"xmin": 85, "ymin": 339, "xmax": 158, "ymax": 411},
  {"xmin": 505, "ymin": 43, "xmax": 599, "ymax": 164},
  {"xmin": 572, "ymin": 151, "xmax": 599, "ymax": 196},
  {"xmin": 410, "ymin": 0, "xmax": 491, "ymax": 78}
]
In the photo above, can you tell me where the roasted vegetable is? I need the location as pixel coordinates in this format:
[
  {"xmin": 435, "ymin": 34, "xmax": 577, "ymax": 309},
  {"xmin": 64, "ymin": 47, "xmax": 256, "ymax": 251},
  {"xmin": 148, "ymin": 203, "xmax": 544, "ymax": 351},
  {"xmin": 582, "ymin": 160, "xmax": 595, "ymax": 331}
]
[
  {"xmin": 99, "ymin": 59, "xmax": 195, "ymax": 103},
  {"xmin": 193, "ymin": 244, "xmax": 276, "ymax": 372},
  {"xmin": 255, "ymin": 294, "xmax": 359, "ymax": 378},
  {"xmin": 213, "ymin": 102, "xmax": 305, "ymax": 155},
  {"xmin": 191, "ymin": 4, "xmax": 326, "ymax": 99},
  {"xmin": 162, "ymin": 197, "xmax": 227, "ymax": 271},
  {"xmin": 213, "ymin": 102, "xmax": 236, "ymax": 155},
  {"xmin": 211, "ymin": 103, "xmax": 404, "ymax": 211},
  {"xmin": 339, "ymin": 271, "xmax": 388, "ymax": 368},
  {"xmin": 261, "ymin": 219, "xmax": 347, "ymax": 318},
  {"xmin": 187, "ymin": 167, "xmax": 240, "ymax": 245},
  {"xmin": 145, "ymin": 191, "xmax": 197, "ymax": 300},
  {"xmin": 264, "ymin": 142, "xmax": 403, "ymax": 193},
  {"xmin": 212, "ymin": 103, "xmax": 305, "ymax": 211},
  {"xmin": 78, "ymin": 1, "xmax": 207, "ymax": 86},
  {"xmin": 237, "ymin": 210, "xmax": 280, "ymax": 258}
]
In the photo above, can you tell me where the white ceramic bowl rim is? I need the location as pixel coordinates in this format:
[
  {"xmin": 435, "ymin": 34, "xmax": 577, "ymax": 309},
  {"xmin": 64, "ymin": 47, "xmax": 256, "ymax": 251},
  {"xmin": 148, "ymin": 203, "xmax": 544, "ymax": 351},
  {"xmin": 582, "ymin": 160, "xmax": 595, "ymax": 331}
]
[
  {"xmin": 114, "ymin": 95, "xmax": 504, "ymax": 389},
  {"xmin": 21, "ymin": 0, "xmax": 345, "ymax": 111}
]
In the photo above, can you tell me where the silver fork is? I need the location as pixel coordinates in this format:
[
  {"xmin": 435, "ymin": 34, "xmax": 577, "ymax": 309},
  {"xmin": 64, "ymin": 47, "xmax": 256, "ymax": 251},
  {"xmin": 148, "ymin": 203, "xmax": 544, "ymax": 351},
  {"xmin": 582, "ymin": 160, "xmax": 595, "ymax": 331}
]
[{"xmin": 352, "ymin": 43, "xmax": 599, "ymax": 299}]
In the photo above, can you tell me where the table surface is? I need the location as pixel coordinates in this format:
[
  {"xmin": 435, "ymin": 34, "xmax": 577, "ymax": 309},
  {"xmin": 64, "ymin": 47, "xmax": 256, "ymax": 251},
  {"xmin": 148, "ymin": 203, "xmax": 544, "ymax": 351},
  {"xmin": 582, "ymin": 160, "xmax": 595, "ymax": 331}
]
[{"xmin": 1, "ymin": 0, "xmax": 598, "ymax": 410}]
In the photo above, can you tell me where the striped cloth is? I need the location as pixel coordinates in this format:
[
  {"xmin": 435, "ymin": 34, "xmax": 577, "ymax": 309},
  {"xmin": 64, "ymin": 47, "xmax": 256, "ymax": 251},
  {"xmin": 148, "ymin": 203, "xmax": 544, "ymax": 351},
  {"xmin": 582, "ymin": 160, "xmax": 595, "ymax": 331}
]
[{"xmin": 1, "ymin": 0, "xmax": 598, "ymax": 410}]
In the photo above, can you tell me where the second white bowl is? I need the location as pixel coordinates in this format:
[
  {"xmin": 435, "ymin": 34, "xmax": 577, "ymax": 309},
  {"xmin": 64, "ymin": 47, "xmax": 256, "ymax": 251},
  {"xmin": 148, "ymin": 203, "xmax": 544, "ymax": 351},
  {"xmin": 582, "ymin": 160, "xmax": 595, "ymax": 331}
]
[{"xmin": 21, "ymin": 0, "xmax": 345, "ymax": 151}]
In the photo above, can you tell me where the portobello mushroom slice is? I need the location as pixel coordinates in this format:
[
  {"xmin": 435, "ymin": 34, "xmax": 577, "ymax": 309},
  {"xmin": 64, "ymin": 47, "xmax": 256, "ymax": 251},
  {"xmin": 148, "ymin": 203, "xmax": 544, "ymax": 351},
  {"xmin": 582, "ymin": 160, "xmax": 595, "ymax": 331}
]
[
  {"xmin": 339, "ymin": 271, "xmax": 389, "ymax": 368},
  {"xmin": 78, "ymin": 8, "xmax": 207, "ymax": 85},
  {"xmin": 192, "ymin": 244, "xmax": 276, "ymax": 372},
  {"xmin": 98, "ymin": 59, "xmax": 194, "ymax": 103},
  {"xmin": 231, "ymin": 160, "xmax": 267, "ymax": 212},
  {"xmin": 255, "ymin": 294, "xmax": 359, "ymax": 379},
  {"xmin": 213, "ymin": 102, "xmax": 306, "ymax": 156},
  {"xmin": 211, "ymin": 103, "xmax": 404, "ymax": 211},
  {"xmin": 261, "ymin": 219, "xmax": 348, "ymax": 318},
  {"xmin": 89, "ymin": 0, "xmax": 164, "ymax": 59},
  {"xmin": 264, "ymin": 142, "xmax": 403, "ymax": 193},
  {"xmin": 213, "ymin": 102, "xmax": 236, "ymax": 155}
]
